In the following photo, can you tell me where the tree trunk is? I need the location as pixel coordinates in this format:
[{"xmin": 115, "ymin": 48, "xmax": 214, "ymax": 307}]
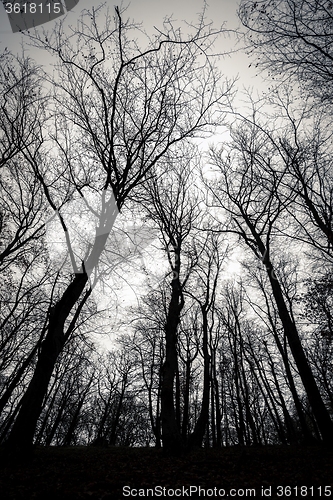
[
  {"xmin": 0, "ymin": 337, "xmax": 42, "ymax": 417},
  {"xmin": 109, "ymin": 381, "xmax": 127, "ymax": 446},
  {"xmin": 212, "ymin": 365, "xmax": 222, "ymax": 447},
  {"xmin": 210, "ymin": 374, "xmax": 216, "ymax": 447},
  {"xmin": 62, "ymin": 372, "xmax": 94, "ymax": 446},
  {"xmin": 175, "ymin": 359, "xmax": 181, "ymax": 431},
  {"xmin": 44, "ymin": 395, "xmax": 68, "ymax": 445},
  {"xmin": 5, "ymin": 272, "xmax": 88, "ymax": 451},
  {"xmin": 161, "ymin": 272, "xmax": 184, "ymax": 454},
  {"xmin": 181, "ymin": 358, "xmax": 191, "ymax": 439},
  {"xmin": 265, "ymin": 258, "xmax": 333, "ymax": 443},
  {"xmin": 189, "ymin": 306, "xmax": 210, "ymax": 447},
  {"xmin": 96, "ymin": 390, "xmax": 114, "ymax": 443},
  {"xmin": 243, "ymin": 214, "xmax": 333, "ymax": 443},
  {"xmin": 62, "ymin": 398, "xmax": 84, "ymax": 446}
]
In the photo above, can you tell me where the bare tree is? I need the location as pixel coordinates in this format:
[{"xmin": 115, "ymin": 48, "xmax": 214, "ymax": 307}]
[
  {"xmin": 207, "ymin": 117, "xmax": 333, "ymax": 443},
  {"xmin": 0, "ymin": 51, "xmax": 46, "ymax": 169},
  {"xmin": 0, "ymin": 51, "xmax": 48, "ymax": 313},
  {"xmin": 0, "ymin": 50, "xmax": 53, "ymax": 435},
  {"xmin": 239, "ymin": 0, "xmax": 333, "ymax": 106},
  {"xmin": 242, "ymin": 264, "xmax": 314, "ymax": 442},
  {"xmin": 5, "ymin": 6, "xmax": 231, "ymax": 451},
  {"xmin": 125, "ymin": 295, "xmax": 166, "ymax": 448},
  {"xmin": 140, "ymin": 149, "xmax": 205, "ymax": 453},
  {"xmin": 186, "ymin": 234, "xmax": 224, "ymax": 448},
  {"xmin": 276, "ymin": 108, "xmax": 333, "ymax": 260}
]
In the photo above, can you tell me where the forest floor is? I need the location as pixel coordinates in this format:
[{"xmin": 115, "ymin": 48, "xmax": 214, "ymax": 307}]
[{"xmin": 0, "ymin": 444, "xmax": 332, "ymax": 499}]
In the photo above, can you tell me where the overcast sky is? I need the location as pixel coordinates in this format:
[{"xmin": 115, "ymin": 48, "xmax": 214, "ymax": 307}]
[
  {"xmin": 0, "ymin": 0, "xmax": 262, "ymax": 86},
  {"xmin": 0, "ymin": 1, "xmax": 239, "ymax": 38},
  {"xmin": 0, "ymin": 0, "xmax": 266, "ymax": 316}
]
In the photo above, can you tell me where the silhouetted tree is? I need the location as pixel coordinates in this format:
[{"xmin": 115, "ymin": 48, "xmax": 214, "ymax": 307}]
[
  {"xmin": 208, "ymin": 117, "xmax": 333, "ymax": 443},
  {"xmin": 239, "ymin": 0, "xmax": 333, "ymax": 106},
  {"xmin": 6, "ymin": 5, "xmax": 230, "ymax": 451}
]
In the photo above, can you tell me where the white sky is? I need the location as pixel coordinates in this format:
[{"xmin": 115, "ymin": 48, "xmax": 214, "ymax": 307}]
[
  {"xmin": 0, "ymin": 0, "xmax": 262, "ymax": 86},
  {"xmin": 0, "ymin": 0, "xmax": 269, "ymax": 341},
  {"xmin": 0, "ymin": 0, "xmax": 267, "ymax": 267}
]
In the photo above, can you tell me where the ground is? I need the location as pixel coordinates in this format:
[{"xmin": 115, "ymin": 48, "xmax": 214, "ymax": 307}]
[{"xmin": 0, "ymin": 445, "xmax": 332, "ymax": 499}]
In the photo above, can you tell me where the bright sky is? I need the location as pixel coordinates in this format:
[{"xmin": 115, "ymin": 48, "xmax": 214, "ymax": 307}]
[
  {"xmin": 0, "ymin": 0, "xmax": 268, "ymax": 341},
  {"xmin": 0, "ymin": 1, "xmax": 238, "ymax": 35},
  {"xmin": 0, "ymin": 0, "xmax": 260, "ymax": 85},
  {"xmin": 0, "ymin": 0, "xmax": 265, "ymax": 268}
]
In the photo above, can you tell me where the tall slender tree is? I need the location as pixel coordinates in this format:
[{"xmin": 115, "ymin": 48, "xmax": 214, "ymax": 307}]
[{"xmin": 208, "ymin": 118, "xmax": 333, "ymax": 443}]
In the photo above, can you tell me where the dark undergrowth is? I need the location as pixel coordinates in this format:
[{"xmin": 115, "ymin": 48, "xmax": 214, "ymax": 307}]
[{"xmin": 0, "ymin": 444, "xmax": 332, "ymax": 499}]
